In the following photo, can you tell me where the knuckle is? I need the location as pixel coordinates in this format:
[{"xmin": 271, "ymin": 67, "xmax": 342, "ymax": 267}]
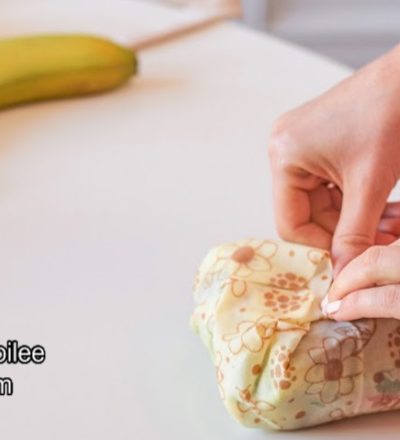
[
  {"xmin": 351, "ymin": 161, "xmax": 396, "ymax": 201},
  {"xmin": 381, "ymin": 285, "xmax": 400, "ymax": 311},
  {"xmin": 364, "ymin": 245, "xmax": 384, "ymax": 268},
  {"xmin": 335, "ymin": 233, "xmax": 373, "ymax": 249},
  {"xmin": 346, "ymin": 291, "xmax": 362, "ymax": 309},
  {"xmin": 268, "ymin": 114, "xmax": 297, "ymax": 160},
  {"xmin": 332, "ymin": 235, "xmax": 374, "ymax": 265}
]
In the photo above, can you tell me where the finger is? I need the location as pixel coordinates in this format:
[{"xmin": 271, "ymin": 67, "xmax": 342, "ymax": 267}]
[
  {"xmin": 379, "ymin": 217, "xmax": 400, "ymax": 236},
  {"xmin": 326, "ymin": 285, "xmax": 400, "ymax": 321},
  {"xmin": 271, "ymin": 167, "xmax": 332, "ymax": 249},
  {"xmin": 309, "ymin": 185, "xmax": 340, "ymax": 234},
  {"xmin": 375, "ymin": 230, "xmax": 397, "ymax": 245},
  {"xmin": 382, "ymin": 201, "xmax": 400, "ymax": 218},
  {"xmin": 330, "ymin": 186, "xmax": 342, "ymax": 211},
  {"xmin": 332, "ymin": 171, "xmax": 392, "ymax": 276},
  {"xmin": 329, "ymin": 245, "xmax": 400, "ymax": 301},
  {"xmin": 274, "ymin": 184, "xmax": 332, "ymax": 248}
]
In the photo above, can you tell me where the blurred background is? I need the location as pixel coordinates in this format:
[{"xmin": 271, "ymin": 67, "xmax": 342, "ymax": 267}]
[
  {"xmin": 152, "ymin": 0, "xmax": 400, "ymax": 68},
  {"xmin": 240, "ymin": 0, "xmax": 400, "ymax": 68}
]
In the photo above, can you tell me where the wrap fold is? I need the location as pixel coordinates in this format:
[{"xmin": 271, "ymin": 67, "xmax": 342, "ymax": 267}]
[{"xmin": 191, "ymin": 239, "xmax": 400, "ymax": 429}]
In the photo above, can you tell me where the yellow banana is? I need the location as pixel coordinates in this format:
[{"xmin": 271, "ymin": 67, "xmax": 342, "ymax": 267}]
[{"xmin": 0, "ymin": 34, "xmax": 138, "ymax": 109}]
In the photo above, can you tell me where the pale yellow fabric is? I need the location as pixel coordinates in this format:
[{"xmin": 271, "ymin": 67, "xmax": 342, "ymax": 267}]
[{"xmin": 191, "ymin": 239, "xmax": 400, "ymax": 430}]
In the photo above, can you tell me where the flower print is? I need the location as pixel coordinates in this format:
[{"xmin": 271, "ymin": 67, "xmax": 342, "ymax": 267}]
[
  {"xmin": 369, "ymin": 368, "xmax": 400, "ymax": 410},
  {"xmin": 215, "ymin": 351, "xmax": 225, "ymax": 400},
  {"xmin": 263, "ymin": 288, "xmax": 311, "ymax": 315},
  {"xmin": 307, "ymin": 249, "xmax": 329, "ymax": 265},
  {"xmin": 221, "ymin": 277, "xmax": 247, "ymax": 297},
  {"xmin": 305, "ymin": 337, "xmax": 363, "ymax": 404},
  {"xmin": 193, "ymin": 270, "xmax": 228, "ymax": 305},
  {"xmin": 268, "ymin": 272, "xmax": 308, "ymax": 291},
  {"xmin": 210, "ymin": 239, "xmax": 277, "ymax": 278},
  {"xmin": 236, "ymin": 386, "xmax": 275, "ymax": 415},
  {"xmin": 334, "ymin": 319, "xmax": 376, "ymax": 352},
  {"xmin": 329, "ymin": 408, "xmax": 346, "ymax": 420},
  {"xmin": 223, "ymin": 315, "xmax": 275, "ymax": 354},
  {"xmin": 368, "ymin": 392, "xmax": 400, "ymax": 410}
]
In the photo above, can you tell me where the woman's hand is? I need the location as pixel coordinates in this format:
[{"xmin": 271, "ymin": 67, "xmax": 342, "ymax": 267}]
[
  {"xmin": 322, "ymin": 239, "xmax": 400, "ymax": 320},
  {"xmin": 268, "ymin": 44, "xmax": 400, "ymax": 275}
]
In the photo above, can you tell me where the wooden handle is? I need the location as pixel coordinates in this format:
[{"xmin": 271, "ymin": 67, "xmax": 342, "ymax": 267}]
[{"xmin": 129, "ymin": 3, "xmax": 242, "ymax": 51}]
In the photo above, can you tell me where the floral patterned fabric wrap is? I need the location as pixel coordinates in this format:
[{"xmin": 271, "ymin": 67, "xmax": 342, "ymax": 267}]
[{"xmin": 191, "ymin": 239, "xmax": 400, "ymax": 430}]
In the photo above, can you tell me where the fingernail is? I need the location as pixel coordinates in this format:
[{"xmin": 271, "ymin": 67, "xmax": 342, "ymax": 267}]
[{"xmin": 325, "ymin": 300, "xmax": 342, "ymax": 315}]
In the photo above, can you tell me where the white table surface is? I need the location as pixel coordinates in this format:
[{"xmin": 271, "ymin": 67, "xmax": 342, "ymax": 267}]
[{"xmin": 0, "ymin": 1, "xmax": 398, "ymax": 438}]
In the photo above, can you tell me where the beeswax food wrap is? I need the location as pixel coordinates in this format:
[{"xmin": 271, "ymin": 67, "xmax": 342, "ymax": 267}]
[{"xmin": 191, "ymin": 239, "xmax": 400, "ymax": 430}]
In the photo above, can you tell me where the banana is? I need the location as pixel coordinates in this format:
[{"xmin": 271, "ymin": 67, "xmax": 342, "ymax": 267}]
[{"xmin": 0, "ymin": 34, "xmax": 138, "ymax": 109}]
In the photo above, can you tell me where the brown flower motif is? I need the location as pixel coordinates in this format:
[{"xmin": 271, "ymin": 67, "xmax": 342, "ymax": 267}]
[
  {"xmin": 222, "ymin": 277, "xmax": 247, "ymax": 297},
  {"xmin": 334, "ymin": 319, "xmax": 376, "ymax": 352},
  {"xmin": 307, "ymin": 249, "xmax": 329, "ymax": 265},
  {"xmin": 305, "ymin": 337, "xmax": 362, "ymax": 403},
  {"xmin": 269, "ymin": 272, "xmax": 308, "ymax": 290},
  {"xmin": 210, "ymin": 239, "xmax": 277, "ymax": 278},
  {"xmin": 223, "ymin": 315, "xmax": 276, "ymax": 354},
  {"xmin": 236, "ymin": 386, "xmax": 275, "ymax": 415}
]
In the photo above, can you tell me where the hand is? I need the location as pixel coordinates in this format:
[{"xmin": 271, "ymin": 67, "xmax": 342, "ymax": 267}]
[
  {"xmin": 322, "ymin": 240, "xmax": 400, "ymax": 320},
  {"xmin": 268, "ymin": 44, "xmax": 400, "ymax": 274}
]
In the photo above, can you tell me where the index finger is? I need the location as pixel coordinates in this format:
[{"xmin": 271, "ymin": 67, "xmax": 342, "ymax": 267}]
[
  {"xmin": 328, "ymin": 245, "xmax": 400, "ymax": 302},
  {"xmin": 271, "ymin": 168, "xmax": 332, "ymax": 249}
]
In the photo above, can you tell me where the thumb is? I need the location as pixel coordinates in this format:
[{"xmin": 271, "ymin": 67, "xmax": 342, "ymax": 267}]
[{"xmin": 332, "ymin": 173, "xmax": 391, "ymax": 276}]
